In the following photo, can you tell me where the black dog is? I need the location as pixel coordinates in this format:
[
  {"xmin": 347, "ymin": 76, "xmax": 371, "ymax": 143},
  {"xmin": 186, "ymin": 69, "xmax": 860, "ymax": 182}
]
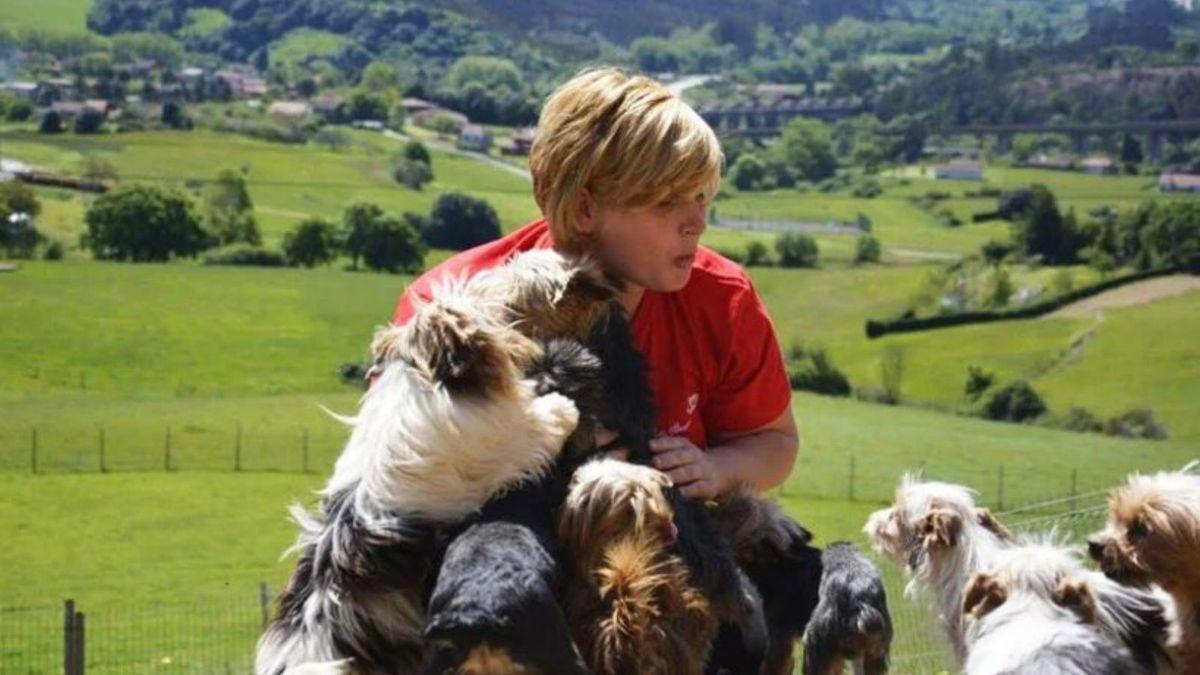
[
  {"xmin": 421, "ymin": 339, "xmax": 603, "ymax": 674},
  {"xmin": 708, "ymin": 492, "xmax": 825, "ymax": 675},
  {"xmin": 802, "ymin": 542, "xmax": 893, "ymax": 675}
]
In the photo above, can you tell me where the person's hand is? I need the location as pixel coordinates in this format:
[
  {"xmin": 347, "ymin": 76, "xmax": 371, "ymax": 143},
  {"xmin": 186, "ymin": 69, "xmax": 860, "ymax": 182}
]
[
  {"xmin": 596, "ymin": 426, "xmax": 628, "ymax": 461},
  {"xmin": 650, "ymin": 436, "xmax": 727, "ymax": 499}
]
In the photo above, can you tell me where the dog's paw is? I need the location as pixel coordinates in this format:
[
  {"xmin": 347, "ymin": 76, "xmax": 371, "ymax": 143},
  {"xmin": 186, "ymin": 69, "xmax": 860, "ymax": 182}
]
[{"xmin": 530, "ymin": 391, "xmax": 581, "ymax": 443}]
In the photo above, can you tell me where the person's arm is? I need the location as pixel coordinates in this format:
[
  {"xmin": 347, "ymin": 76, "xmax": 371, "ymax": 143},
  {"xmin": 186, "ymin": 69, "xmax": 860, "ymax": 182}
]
[{"xmin": 651, "ymin": 404, "xmax": 798, "ymax": 499}]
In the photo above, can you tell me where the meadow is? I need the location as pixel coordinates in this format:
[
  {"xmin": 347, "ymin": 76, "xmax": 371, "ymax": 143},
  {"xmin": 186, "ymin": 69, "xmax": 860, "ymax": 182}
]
[{"xmin": 2, "ymin": 127, "xmax": 1197, "ymax": 672}]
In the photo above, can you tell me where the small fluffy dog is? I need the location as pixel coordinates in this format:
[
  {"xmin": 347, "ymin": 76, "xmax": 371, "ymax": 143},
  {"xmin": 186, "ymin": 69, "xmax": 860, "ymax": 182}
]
[
  {"xmin": 558, "ymin": 458, "xmax": 720, "ymax": 675},
  {"xmin": 421, "ymin": 339, "xmax": 606, "ymax": 675},
  {"xmin": 708, "ymin": 490, "xmax": 824, "ymax": 675},
  {"xmin": 1089, "ymin": 466, "xmax": 1200, "ymax": 671},
  {"xmin": 802, "ymin": 543, "xmax": 893, "ymax": 675},
  {"xmin": 863, "ymin": 475, "xmax": 1012, "ymax": 661},
  {"xmin": 961, "ymin": 542, "xmax": 1172, "ymax": 675},
  {"xmin": 256, "ymin": 282, "xmax": 580, "ymax": 675}
]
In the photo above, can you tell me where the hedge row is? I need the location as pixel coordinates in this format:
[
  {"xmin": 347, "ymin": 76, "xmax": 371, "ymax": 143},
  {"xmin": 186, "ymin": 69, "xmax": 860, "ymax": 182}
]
[{"xmin": 865, "ymin": 266, "xmax": 1185, "ymax": 339}]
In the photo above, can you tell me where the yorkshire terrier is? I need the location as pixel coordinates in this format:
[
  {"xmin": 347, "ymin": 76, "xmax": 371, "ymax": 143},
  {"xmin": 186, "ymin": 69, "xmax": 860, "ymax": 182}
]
[
  {"xmin": 1089, "ymin": 466, "xmax": 1200, "ymax": 671},
  {"xmin": 558, "ymin": 458, "xmax": 721, "ymax": 675},
  {"xmin": 802, "ymin": 543, "xmax": 893, "ymax": 675}
]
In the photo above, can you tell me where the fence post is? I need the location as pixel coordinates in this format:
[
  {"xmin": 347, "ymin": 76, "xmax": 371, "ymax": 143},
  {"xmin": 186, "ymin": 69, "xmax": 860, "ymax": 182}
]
[
  {"xmin": 31, "ymin": 427, "xmax": 38, "ymax": 474},
  {"xmin": 996, "ymin": 466, "xmax": 1006, "ymax": 511},
  {"xmin": 63, "ymin": 599, "xmax": 75, "ymax": 675},
  {"xmin": 301, "ymin": 428, "xmax": 309, "ymax": 474},
  {"xmin": 164, "ymin": 426, "xmax": 171, "ymax": 472},
  {"xmin": 260, "ymin": 581, "xmax": 271, "ymax": 629},
  {"xmin": 1070, "ymin": 469, "xmax": 1078, "ymax": 511},
  {"xmin": 98, "ymin": 428, "xmax": 106, "ymax": 473},
  {"xmin": 848, "ymin": 454, "xmax": 856, "ymax": 501},
  {"xmin": 235, "ymin": 423, "xmax": 242, "ymax": 472}
]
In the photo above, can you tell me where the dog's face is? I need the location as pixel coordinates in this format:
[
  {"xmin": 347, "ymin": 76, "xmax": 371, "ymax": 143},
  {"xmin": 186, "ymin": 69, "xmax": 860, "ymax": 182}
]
[
  {"xmin": 469, "ymin": 250, "xmax": 619, "ymax": 341},
  {"xmin": 864, "ymin": 476, "xmax": 993, "ymax": 569},
  {"xmin": 372, "ymin": 286, "xmax": 541, "ymax": 399},
  {"xmin": 1088, "ymin": 472, "xmax": 1200, "ymax": 591},
  {"xmin": 559, "ymin": 459, "xmax": 677, "ymax": 569}
]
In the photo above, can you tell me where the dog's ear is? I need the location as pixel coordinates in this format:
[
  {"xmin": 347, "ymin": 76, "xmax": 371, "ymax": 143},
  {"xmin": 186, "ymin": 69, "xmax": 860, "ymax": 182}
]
[
  {"xmin": 963, "ymin": 573, "xmax": 1007, "ymax": 619},
  {"xmin": 917, "ymin": 508, "xmax": 962, "ymax": 549},
  {"xmin": 974, "ymin": 508, "xmax": 1013, "ymax": 541},
  {"xmin": 564, "ymin": 265, "xmax": 617, "ymax": 303},
  {"xmin": 423, "ymin": 310, "xmax": 535, "ymax": 394},
  {"xmin": 1053, "ymin": 578, "xmax": 1098, "ymax": 624}
]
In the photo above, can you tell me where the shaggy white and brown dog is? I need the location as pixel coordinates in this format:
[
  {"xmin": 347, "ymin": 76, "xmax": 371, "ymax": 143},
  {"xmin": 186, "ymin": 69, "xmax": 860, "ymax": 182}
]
[
  {"xmin": 961, "ymin": 541, "xmax": 1173, "ymax": 675},
  {"xmin": 557, "ymin": 458, "xmax": 720, "ymax": 675},
  {"xmin": 1090, "ymin": 466, "xmax": 1200, "ymax": 672},
  {"xmin": 863, "ymin": 475, "xmax": 1013, "ymax": 661},
  {"xmin": 255, "ymin": 280, "xmax": 580, "ymax": 675}
]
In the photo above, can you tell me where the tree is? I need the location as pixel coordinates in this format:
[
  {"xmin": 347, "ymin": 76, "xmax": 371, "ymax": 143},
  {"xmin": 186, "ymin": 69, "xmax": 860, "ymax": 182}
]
[
  {"xmin": 1120, "ymin": 133, "xmax": 1144, "ymax": 166},
  {"xmin": 1011, "ymin": 185, "xmax": 1079, "ymax": 264},
  {"xmin": 345, "ymin": 91, "xmax": 388, "ymax": 121},
  {"xmin": 313, "ymin": 127, "xmax": 350, "ymax": 151},
  {"xmin": 403, "ymin": 140, "xmax": 431, "ymax": 166},
  {"xmin": 74, "ymin": 108, "xmax": 106, "ymax": 134},
  {"xmin": 361, "ymin": 215, "xmax": 426, "ymax": 273},
  {"xmin": 283, "ymin": 218, "xmax": 337, "ymax": 268},
  {"xmin": 204, "ymin": 168, "xmax": 259, "ymax": 245},
  {"xmin": 391, "ymin": 158, "xmax": 433, "ymax": 190},
  {"xmin": 39, "ymin": 110, "xmax": 64, "ymax": 134},
  {"xmin": 775, "ymin": 232, "xmax": 819, "ymax": 268},
  {"xmin": 83, "ymin": 184, "xmax": 210, "ymax": 261},
  {"xmin": 421, "ymin": 193, "xmax": 501, "ymax": 250},
  {"xmin": 744, "ymin": 240, "xmax": 770, "ymax": 267},
  {"xmin": 360, "ymin": 61, "xmax": 398, "ymax": 91},
  {"xmin": 774, "ymin": 118, "xmax": 837, "ymax": 182},
  {"xmin": 730, "ymin": 153, "xmax": 766, "ymax": 191},
  {"xmin": 161, "ymin": 100, "xmax": 189, "ymax": 129},
  {"xmin": 0, "ymin": 181, "xmax": 44, "ymax": 259},
  {"xmin": 341, "ymin": 202, "xmax": 386, "ymax": 269},
  {"xmin": 79, "ymin": 155, "xmax": 118, "ymax": 182},
  {"xmin": 445, "ymin": 56, "xmax": 524, "ymax": 92},
  {"xmin": 854, "ymin": 235, "xmax": 881, "ymax": 263},
  {"xmin": 0, "ymin": 180, "xmax": 42, "ymax": 218}
]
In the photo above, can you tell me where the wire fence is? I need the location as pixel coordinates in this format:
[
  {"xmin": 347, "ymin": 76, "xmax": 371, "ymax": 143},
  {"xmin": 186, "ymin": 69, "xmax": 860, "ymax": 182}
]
[
  {"xmin": 0, "ymin": 421, "xmax": 1142, "ymax": 517},
  {"xmin": 0, "ymin": 490, "xmax": 1115, "ymax": 674}
]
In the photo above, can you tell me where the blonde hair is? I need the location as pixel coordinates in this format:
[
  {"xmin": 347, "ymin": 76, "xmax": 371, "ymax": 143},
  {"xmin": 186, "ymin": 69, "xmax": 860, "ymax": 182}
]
[{"xmin": 529, "ymin": 68, "xmax": 723, "ymax": 252}]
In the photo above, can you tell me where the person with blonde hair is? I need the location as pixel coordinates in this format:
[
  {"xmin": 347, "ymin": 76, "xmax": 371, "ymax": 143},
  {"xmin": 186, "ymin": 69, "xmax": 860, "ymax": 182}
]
[{"xmin": 392, "ymin": 68, "xmax": 797, "ymax": 499}]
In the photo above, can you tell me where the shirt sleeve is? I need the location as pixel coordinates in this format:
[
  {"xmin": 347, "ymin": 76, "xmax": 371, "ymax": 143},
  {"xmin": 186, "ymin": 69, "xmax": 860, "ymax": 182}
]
[{"xmin": 702, "ymin": 282, "xmax": 792, "ymax": 439}]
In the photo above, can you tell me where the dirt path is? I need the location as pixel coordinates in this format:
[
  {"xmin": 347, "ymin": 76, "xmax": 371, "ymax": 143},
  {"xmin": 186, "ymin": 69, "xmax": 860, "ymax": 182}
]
[{"xmin": 1047, "ymin": 274, "xmax": 1200, "ymax": 318}]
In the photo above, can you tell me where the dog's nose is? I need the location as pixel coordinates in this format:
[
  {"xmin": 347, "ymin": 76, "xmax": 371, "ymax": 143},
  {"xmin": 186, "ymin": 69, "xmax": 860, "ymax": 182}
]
[{"xmin": 1087, "ymin": 539, "xmax": 1105, "ymax": 560}]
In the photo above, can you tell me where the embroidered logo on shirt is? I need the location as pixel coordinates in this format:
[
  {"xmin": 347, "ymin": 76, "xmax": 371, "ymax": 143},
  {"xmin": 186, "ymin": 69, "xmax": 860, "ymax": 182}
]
[{"xmin": 686, "ymin": 393, "xmax": 699, "ymax": 415}]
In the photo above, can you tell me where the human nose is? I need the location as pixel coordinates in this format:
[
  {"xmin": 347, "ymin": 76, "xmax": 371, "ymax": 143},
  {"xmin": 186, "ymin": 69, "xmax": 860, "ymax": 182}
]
[{"xmin": 681, "ymin": 202, "xmax": 707, "ymax": 238}]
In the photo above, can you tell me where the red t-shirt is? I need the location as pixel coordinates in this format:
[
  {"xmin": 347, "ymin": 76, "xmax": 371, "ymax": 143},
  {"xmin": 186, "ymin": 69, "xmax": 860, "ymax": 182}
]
[{"xmin": 391, "ymin": 219, "xmax": 791, "ymax": 449}]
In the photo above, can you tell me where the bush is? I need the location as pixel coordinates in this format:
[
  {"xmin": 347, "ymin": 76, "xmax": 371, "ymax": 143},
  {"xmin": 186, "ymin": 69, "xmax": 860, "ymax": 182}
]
[
  {"xmin": 979, "ymin": 380, "xmax": 1047, "ymax": 423},
  {"xmin": 39, "ymin": 110, "xmax": 64, "ymax": 134},
  {"xmin": 936, "ymin": 208, "xmax": 963, "ymax": 227},
  {"xmin": 854, "ymin": 235, "xmax": 881, "ymax": 264},
  {"xmin": 361, "ymin": 215, "xmax": 426, "ymax": 273},
  {"xmin": 42, "ymin": 241, "xmax": 64, "ymax": 260},
  {"xmin": 851, "ymin": 179, "xmax": 882, "ymax": 198},
  {"xmin": 786, "ymin": 343, "xmax": 851, "ymax": 396},
  {"xmin": 775, "ymin": 232, "xmax": 819, "ymax": 268},
  {"xmin": 1105, "ymin": 409, "xmax": 1168, "ymax": 440},
  {"xmin": 964, "ymin": 366, "xmax": 995, "ymax": 400},
  {"xmin": 74, "ymin": 108, "xmax": 105, "ymax": 134},
  {"xmin": 391, "ymin": 158, "xmax": 433, "ymax": 190},
  {"xmin": 1057, "ymin": 407, "xmax": 1104, "ymax": 433},
  {"xmin": 744, "ymin": 240, "xmax": 771, "ymax": 267},
  {"xmin": 403, "ymin": 140, "xmax": 431, "ymax": 166},
  {"xmin": 283, "ymin": 218, "xmax": 338, "ymax": 268},
  {"xmin": 730, "ymin": 153, "xmax": 766, "ymax": 191},
  {"xmin": 202, "ymin": 244, "xmax": 286, "ymax": 267},
  {"xmin": 981, "ymin": 240, "xmax": 1014, "ymax": 265}
]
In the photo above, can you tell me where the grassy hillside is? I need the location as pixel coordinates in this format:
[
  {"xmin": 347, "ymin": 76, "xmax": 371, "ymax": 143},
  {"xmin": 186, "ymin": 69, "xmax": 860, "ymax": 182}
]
[
  {"xmin": 0, "ymin": 129, "xmax": 541, "ymax": 249},
  {"xmin": 0, "ymin": 0, "xmax": 90, "ymax": 34}
]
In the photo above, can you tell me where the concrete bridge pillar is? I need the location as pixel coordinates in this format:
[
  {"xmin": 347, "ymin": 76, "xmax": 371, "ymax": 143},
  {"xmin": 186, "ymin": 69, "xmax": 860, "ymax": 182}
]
[
  {"xmin": 1147, "ymin": 132, "xmax": 1164, "ymax": 162},
  {"xmin": 995, "ymin": 132, "xmax": 1013, "ymax": 155}
]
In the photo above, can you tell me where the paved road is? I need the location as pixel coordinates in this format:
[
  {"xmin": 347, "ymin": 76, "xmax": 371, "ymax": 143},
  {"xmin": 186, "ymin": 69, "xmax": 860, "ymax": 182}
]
[{"xmin": 383, "ymin": 129, "xmax": 531, "ymax": 181}]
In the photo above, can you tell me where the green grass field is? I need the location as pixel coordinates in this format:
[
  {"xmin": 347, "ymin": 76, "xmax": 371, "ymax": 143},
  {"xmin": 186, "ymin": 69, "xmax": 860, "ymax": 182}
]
[
  {"xmin": 268, "ymin": 28, "xmax": 348, "ymax": 67},
  {"xmin": 0, "ymin": 129, "xmax": 541, "ymax": 249},
  {"xmin": 0, "ymin": 0, "xmax": 90, "ymax": 34}
]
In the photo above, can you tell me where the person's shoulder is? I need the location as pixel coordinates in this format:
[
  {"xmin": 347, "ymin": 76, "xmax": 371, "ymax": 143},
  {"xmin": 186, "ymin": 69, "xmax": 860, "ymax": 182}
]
[{"xmin": 685, "ymin": 246, "xmax": 757, "ymax": 301}]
